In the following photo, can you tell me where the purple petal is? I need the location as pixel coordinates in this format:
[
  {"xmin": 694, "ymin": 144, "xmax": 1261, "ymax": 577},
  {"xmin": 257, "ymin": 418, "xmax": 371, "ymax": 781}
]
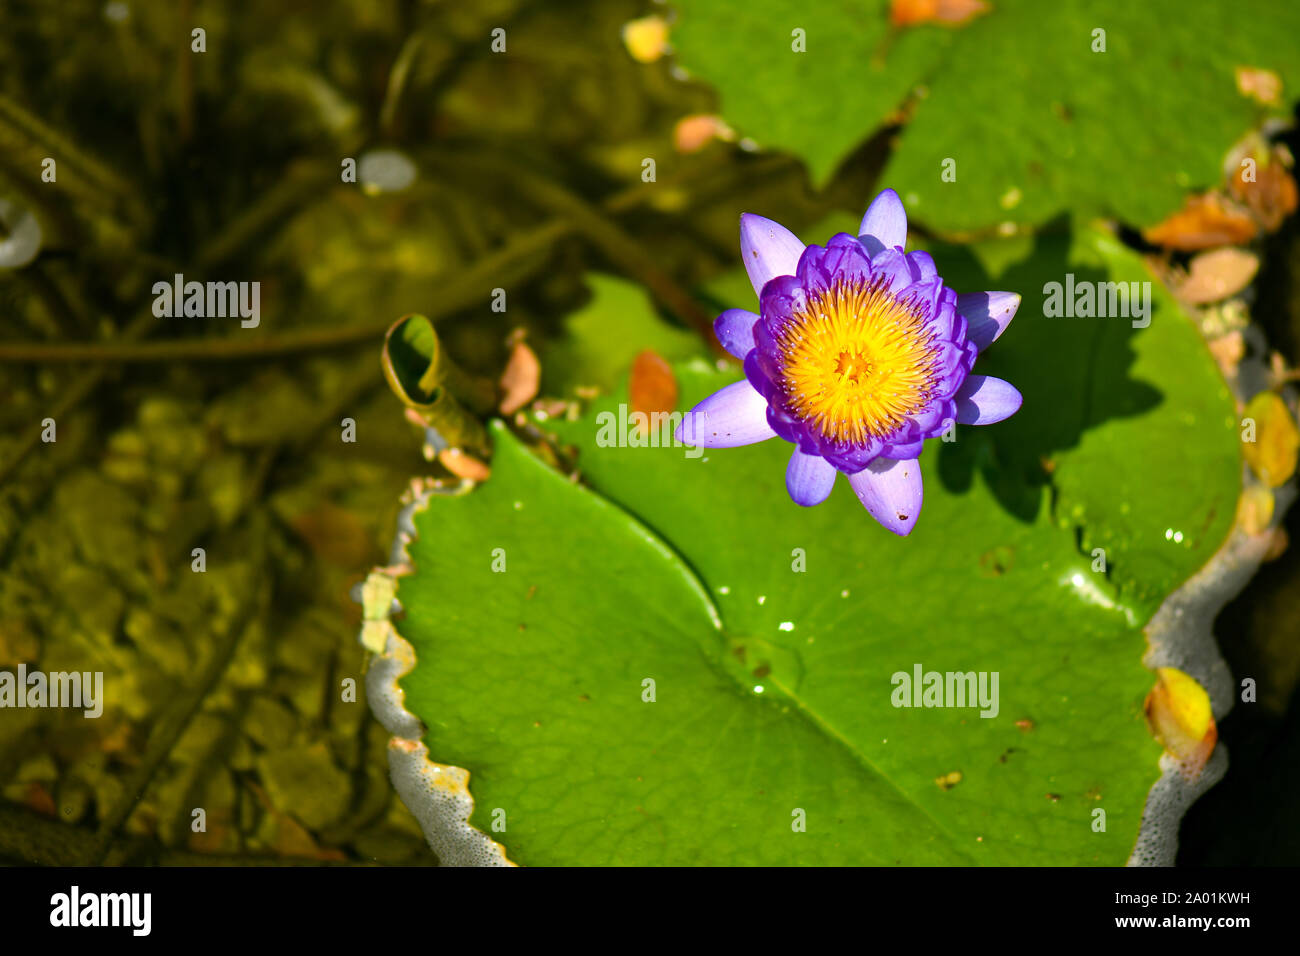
[
  {"xmin": 715, "ymin": 308, "xmax": 758, "ymax": 359},
  {"xmin": 926, "ymin": 285, "xmax": 965, "ymax": 343},
  {"xmin": 847, "ymin": 458, "xmax": 923, "ymax": 536},
  {"xmin": 675, "ymin": 379, "xmax": 776, "ymax": 448},
  {"xmin": 896, "ymin": 274, "xmax": 943, "ymax": 321},
  {"xmin": 954, "ymin": 375, "xmax": 1022, "ymax": 425},
  {"xmin": 795, "ymin": 242, "xmax": 835, "ymax": 296},
  {"xmin": 911, "ymin": 397, "xmax": 954, "ymax": 434},
  {"xmin": 740, "ymin": 213, "xmax": 805, "ymax": 297},
  {"xmin": 878, "ymin": 438, "xmax": 924, "ymax": 460},
  {"xmin": 933, "ymin": 341, "xmax": 969, "ymax": 381},
  {"xmin": 958, "ymin": 292, "xmax": 1021, "ymax": 352},
  {"xmin": 868, "ymin": 248, "xmax": 915, "ymax": 294},
  {"xmin": 820, "ymin": 233, "xmax": 874, "ymax": 286},
  {"xmin": 755, "ymin": 274, "xmax": 810, "ymax": 343},
  {"xmin": 906, "ymin": 250, "xmax": 938, "ymax": 281},
  {"xmin": 743, "ymin": 345, "xmax": 781, "ymax": 404},
  {"xmin": 786, "ymin": 449, "xmax": 836, "ymax": 507},
  {"xmin": 858, "ymin": 188, "xmax": 908, "ymax": 255}
]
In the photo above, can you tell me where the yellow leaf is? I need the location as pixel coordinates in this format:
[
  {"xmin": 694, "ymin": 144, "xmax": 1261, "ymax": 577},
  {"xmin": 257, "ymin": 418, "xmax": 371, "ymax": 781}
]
[
  {"xmin": 622, "ymin": 16, "xmax": 669, "ymax": 64},
  {"xmin": 1242, "ymin": 391, "xmax": 1299, "ymax": 487},
  {"xmin": 1145, "ymin": 668, "xmax": 1216, "ymax": 774}
]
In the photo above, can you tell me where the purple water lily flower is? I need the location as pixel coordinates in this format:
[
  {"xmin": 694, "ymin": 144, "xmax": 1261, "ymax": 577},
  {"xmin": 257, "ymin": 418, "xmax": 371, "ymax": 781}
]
[{"xmin": 676, "ymin": 188, "xmax": 1022, "ymax": 536}]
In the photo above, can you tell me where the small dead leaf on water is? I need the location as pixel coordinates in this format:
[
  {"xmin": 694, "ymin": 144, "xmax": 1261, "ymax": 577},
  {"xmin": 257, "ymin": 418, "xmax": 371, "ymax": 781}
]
[
  {"xmin": 498, "ymin": 338, "xmax": 540, "ymax": 415},
  {"xmin": 1142, "ymin": 193, "xmax": 1257, "ymax": 251},
  {"xmin": 438, "ymin": 447, "xmax": 492, "ymax": 482},
  {"xmin": 1174, "ymin": 248, "xmax": 1259, "ymax": 305},
  {"xmin": 674, "ymin": 114, "xmax": 735, "ymax": 154},
  {"xmin": 629, "ymin": 349, "xmax": 678, "ymax": 438},
  {"xmin": 1241, "ymin": 391, "xmax": 1300, "ymax": 488},
  {"xmin": 891, "ymin": 0, "xmax": 990, "ymax": 27},
  {"xmin": 622, "ymin": 15, "xmax": 669, "ymax": 63},
  {"xmin": 1228, "ymin": 147, "xmax": 1298, "ymax": 233},
  {"xmin": 1236, "ymin": 484, "xmax": 1275, "ymax": 536},
  {"xmin": 1145, "ymin": 667, "xmax": 1216, "ymax": 776}
]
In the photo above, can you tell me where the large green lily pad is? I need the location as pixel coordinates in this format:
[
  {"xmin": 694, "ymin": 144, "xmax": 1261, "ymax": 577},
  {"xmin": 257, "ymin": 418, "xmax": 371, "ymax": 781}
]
[
  {"xmin": 393, "ymin": 225, "xmax": 1239, "ymax": 864},
  {"xmin": 671, "ymin": 0, "xmax": 1300, "ymax": 231}
]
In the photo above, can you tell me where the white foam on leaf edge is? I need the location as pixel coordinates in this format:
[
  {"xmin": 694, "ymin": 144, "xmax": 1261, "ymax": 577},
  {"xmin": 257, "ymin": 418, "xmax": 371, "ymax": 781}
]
[{"xmin": 364, "ymin": 486, "xmax": 515, "ymax": 867}]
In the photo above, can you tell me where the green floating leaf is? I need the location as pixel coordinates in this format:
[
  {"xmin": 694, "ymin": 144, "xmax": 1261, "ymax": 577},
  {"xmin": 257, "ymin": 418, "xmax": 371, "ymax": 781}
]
[
  {"xmin": 672, "ymin": 1, "xmax": 956, "ymax": 188},
  {"xmin": 394, "ymin": 225, "xmax": 1238, "ymax": 864},
  {"xmin": 672, "ymin": 0, "xmax": 1300, "ymax": 230}
]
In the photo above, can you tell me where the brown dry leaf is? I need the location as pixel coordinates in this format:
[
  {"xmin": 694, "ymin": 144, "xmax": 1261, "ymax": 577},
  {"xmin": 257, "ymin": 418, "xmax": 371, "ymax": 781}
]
[
  {"xmin": 1142, "ymin": 193, "xmax": 1257, "ymax": 251},
  {"xmin": 498, "ymin": 339, "xmax": 540, "ymax": 415},
  {"xmin": 891, "ymin": 0, "xmax": 990, "ymax": 27},
  {"xmin": 629, "ymin": 350, "xmax": 679, "ymax": 438},
  {"xmin": 1175, "ymin": 248, "xmax": 1259, "ymax": 305},
  {"xmin": 1229, "ymin": 149, "xmax": 1298, "ymax": 233}
]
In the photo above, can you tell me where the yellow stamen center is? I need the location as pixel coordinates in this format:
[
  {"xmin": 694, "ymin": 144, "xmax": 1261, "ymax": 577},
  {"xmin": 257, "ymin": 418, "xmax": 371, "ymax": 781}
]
[{"xmin": 777, "ymin": 278, "xmax": 937, "ymax": 444}]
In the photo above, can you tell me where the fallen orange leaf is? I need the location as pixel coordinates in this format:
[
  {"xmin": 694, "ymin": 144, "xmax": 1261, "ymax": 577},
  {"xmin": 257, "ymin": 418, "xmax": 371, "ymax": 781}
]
[
  {"xmin": 674, "ymin": 114, "xmax": 734, "ymax": 154},
  {"xmin": 498, "ymin": 338, "xmax": 540, "ymax": 415},
  {"xmin": 438, "ymin": 447, "xmax": 492, "ymax": 482},
  {"xmin": 1142, "ymin": 193, "xmax": 1257, "ymax": 251},
  {"xmin": 629, "ymin": 350, "xmax": 679, "ymax": 439}
]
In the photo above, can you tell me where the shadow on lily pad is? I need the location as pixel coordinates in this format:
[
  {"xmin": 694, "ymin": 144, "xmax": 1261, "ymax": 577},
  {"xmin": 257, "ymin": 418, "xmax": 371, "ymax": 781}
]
[{"xmin": 933, "ymin": 221, "xmax": 1164, "ymax": 522}]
